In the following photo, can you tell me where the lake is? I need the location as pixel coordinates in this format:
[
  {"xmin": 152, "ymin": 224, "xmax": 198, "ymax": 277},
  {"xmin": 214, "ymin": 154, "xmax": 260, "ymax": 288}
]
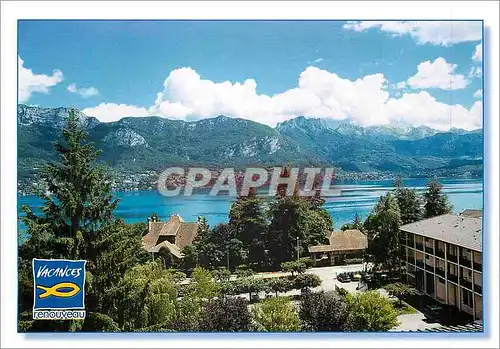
[{"xmin": 18, "ymin": 178, "xmax": 483, "ymax": 231}]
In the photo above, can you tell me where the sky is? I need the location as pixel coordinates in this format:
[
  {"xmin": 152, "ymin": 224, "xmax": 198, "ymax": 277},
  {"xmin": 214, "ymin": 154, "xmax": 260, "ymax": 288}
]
[{"xmin": 18, "ymin": 20, "xmax": 483, "ymax": 130}]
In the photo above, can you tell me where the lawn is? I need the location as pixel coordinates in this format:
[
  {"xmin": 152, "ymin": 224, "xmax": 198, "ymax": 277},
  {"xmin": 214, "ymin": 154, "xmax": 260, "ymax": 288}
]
[{"xmin": 392, "ymin": 300, "xmax": 418, "ymax": 315}]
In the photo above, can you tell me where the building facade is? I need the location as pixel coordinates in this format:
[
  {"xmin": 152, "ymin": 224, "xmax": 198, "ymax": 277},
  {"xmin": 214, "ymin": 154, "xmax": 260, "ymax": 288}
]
[
  {"xmin": 308, "ymin": 229, "xmax": 367, "ymax": 266},
  {"xmin": 400, "ymin": 213, "xmax": 482, "ymax": 320}
]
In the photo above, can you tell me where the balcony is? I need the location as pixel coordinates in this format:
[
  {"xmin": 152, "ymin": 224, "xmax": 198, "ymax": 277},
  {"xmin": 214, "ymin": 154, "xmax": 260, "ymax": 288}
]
[
  {"xmin": 408, "ymin": 257, "xmax": 416, "ymax": 265},
  {"xmin": 461, "ymin": 278, "xmax": 473, "ymax": 290},
  {"xmin": 473, "ymin": 283, "xmax": 482, "ymax": 295},
  {"xmin": 460, "ymin": 257, "xmax": 472, "ymax": 268},
  {"xmin": 436, "ymin": 268, "xmax": 446, "ymax": 278},
  {"xmin": 447, "ymin": 253, "xmax": 458, "ymax": 263},
  {"xmin": 416, "ymin": 260, "xmax": 425, "ymax": 269},
  {"xmin": 435, "ymin": 249, "xmax": 445, "ymax": 259},
  {"xmin": 425, "ymin": 246, "xmax": 434, "ymax": 254},
  {"xmin": 473, "ymin": 262, "xmax": 482, "ymax": 272},
  {"xmin": 448, "ymin": 273, "xmax": 458, "ymax": 283},
  {"xmin": 415, "ymin": 243, "xmax": 424, "ymax": 251}
]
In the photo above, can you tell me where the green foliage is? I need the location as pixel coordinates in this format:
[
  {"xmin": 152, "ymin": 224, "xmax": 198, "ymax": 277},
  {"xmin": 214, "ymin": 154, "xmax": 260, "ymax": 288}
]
[
  {"xmin": 82, "ymin": 313, "xmax": 120, "ymax": 332},
  {"xmin": 341, "ymin": 213, "xmax": 364, "ymax": 231},
  {"xmin": 281, "ymin": 260, "xmax": 307, "ymax": 276},
  {"xmin": 294, "ymin": 273, "xmax": 321, "ymax": 290},
  {"xmin": 235, "ymin": 264, "xmax": 254, "ymax": 278},
  {"xmin": 394, "ymin": 179, "xmax": 423, "ymax": 224},
  {"xmin": 344, "ymin": 291, "xmax": 399, "ymax": 331},
  {"xmin": 424, "ymin": 179, "xmax": 453, "ymax": 218},
  {"xmin": 185, "ymin": 267, "xmax": 220, "ymax": 301},
  {"xmin": 212, "ymin": 267, "xmax": 231, "ymax": 282},
  {"xmin": 229, "ymin": 193, "xmax": 269, "ymax": 269},
  {"xmin": 199, "ymin": 297, "xmax": 252, "ymax": 332},
  {"xmin": 384, "ymin": 283, "xmax": 417, "ymax": 306},
  {"xmin": 268, "ymin": 196, "xmax": 331, "ymax": 267},
  {"xmin": 252, "ymin": 297, "xmax": 300, "ymax": 332},
  {"xmin": 364, "ymin": 193, "xmax": 402, "ymax": 273},
  {"xmin": 298, "ymin": 257, "xmax": 314, "ymax": 268},
  {"xmin": 267, "ymin": 277, "xmax": 295, "ymax": 296},
  {"xmin": 299, "ymin": 291, "xmax": 350, "ymax": 331}
]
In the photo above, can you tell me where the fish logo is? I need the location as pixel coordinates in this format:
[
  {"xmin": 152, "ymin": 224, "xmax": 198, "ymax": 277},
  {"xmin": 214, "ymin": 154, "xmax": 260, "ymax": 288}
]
[
  {"xmin": 32, "ymin": 259, "xmax": 86, "ymax": 317},
  {"xmin": 36, "ymin": 282, "xmax": 81, "ymax": 299}
]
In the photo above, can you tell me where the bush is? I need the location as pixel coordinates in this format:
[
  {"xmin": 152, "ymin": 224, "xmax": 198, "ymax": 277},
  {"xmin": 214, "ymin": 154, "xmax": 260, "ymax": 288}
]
[
  {"xmin": 299, "ymin": 291, "xmax": 350, "ymax": 331},
  {"xmin": 212, "ymin": 267, "xmax": 231, "ymax": 282},
  {"xmin": 252, "ymin": 297, "xmax": 300, "ymax": 332},
  {"xmin": 344, "ymin": 291, "xmax": 399, "ymax": 331},
  {"xmin": 268, "ymin": 277, "xmax": 295, "ymax": 296},
  {"xmin": 199, "ymin": 297, "xmax": 252, "ymax": 332},
  {"xmin": 235, "ymin": 264, "xmax": 254, "ymax": 278},
  {"xmin": 344, "ymin": 258, "xmax": 363, "ymax": 265},
  {"xmin": 294, "ymin": 273, "xmax": 321, "ymax": 290},
  {"xmin": 298, "ymin": 257, "xmax": 314, "ymax": 268},
  {"xmin": 281, "ymin": 260, "xmax": 307, "ymax": 276}
]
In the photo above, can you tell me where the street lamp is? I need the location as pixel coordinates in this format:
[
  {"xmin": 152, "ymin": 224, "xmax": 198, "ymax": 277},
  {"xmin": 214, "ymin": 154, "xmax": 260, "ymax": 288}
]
[{"xmin": 296, "ymin": 236, "xmax": 300, "ymax": 261}]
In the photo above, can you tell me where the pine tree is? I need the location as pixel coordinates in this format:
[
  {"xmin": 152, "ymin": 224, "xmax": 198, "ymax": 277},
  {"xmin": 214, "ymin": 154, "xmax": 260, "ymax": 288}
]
[{"xmin": 423, "ymin": 180, "xmax": 453, "ymax": 218}]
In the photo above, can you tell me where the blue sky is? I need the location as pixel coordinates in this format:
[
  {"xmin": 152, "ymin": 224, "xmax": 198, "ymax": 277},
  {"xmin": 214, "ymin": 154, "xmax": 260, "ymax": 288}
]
[{"xmin": 18, "ymin": 20, "xmax": 483, "ymax": 130}]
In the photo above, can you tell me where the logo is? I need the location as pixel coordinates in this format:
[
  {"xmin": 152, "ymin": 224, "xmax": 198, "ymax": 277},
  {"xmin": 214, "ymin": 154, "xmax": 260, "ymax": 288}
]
[{"xmin": 32, "ymin": 259, "xmax": 86, "ymax": 320}]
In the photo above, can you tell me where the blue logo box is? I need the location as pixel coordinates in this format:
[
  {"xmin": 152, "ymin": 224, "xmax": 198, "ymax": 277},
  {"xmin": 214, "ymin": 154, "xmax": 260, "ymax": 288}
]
[{"xmin": 32, "ymin": 259, "xmax": 86, "ymax": 310}]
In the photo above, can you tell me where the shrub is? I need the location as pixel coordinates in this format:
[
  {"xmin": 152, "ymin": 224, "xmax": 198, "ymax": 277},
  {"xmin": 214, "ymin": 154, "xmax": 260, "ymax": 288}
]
[
  {"xmin": 344, "ymin": 290, "xmax": 399, "ymax": 331},
  {"xmin": 268, "ymin": 277, "xmax": 295, "ymax": 296},
  {"xmin": 252, "ymin": 297, "xmax": 301, "ymax": 332},
  {"xmin": 344, "ymin": 258, "xmax": 363, "ymax": 265},
  {"xmin": 281, "ymin": 260, "xmax": 307, "ymax": 276},
  {"xmin": 384, "ymin": 282, "xmax": 417, "ymax": 306},
  {"xmin": 298, "ymin": 257, "xmax": 314, "ymax": 268},
  {"xmin": 299, "ymin": 291, "xmax": 350, "ymax": 331},
  {"xmin": 199, "ymin": 297, "xmax": 252, "ymax": 332},
  {"xmin": 235, "ymin": 264, "xmax": 254, "ymax": 278},
  {"xmin": 294, "ymin": 273, "xmax": 321, "ymax": 290},
  {"xmin": 212, "ymin": 267, "xmax": 231, "ymax": 282}
]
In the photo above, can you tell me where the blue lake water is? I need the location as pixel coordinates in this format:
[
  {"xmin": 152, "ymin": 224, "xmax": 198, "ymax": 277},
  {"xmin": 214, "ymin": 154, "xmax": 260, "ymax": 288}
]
[{"xmin": 18, "ymin": 178, "xmax": 483, "ymax": 231}]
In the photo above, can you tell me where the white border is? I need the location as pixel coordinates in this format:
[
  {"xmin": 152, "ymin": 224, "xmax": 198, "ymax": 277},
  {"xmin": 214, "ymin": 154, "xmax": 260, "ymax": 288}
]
[{"xmin": 1, "ymin": 1, "xmax": 499, "ymax": 348}]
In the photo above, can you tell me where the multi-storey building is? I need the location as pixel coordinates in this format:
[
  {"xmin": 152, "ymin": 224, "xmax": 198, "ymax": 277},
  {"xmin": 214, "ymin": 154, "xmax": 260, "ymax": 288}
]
[{"xmin": 400, "ymin": 213, "xmax": 482, "ymax": 320}]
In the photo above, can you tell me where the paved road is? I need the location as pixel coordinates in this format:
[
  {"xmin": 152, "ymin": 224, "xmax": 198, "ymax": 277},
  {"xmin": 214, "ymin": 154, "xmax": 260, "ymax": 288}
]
[{"xmin": 253, "ymin": 264, "xmax": 440, "ymax": 332}]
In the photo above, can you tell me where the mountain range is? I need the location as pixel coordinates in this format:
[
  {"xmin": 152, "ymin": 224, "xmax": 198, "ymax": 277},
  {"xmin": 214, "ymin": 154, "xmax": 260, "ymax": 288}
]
[{"xmin": 17, "ymin": 104, "xmax": 483, "ymax": 181}]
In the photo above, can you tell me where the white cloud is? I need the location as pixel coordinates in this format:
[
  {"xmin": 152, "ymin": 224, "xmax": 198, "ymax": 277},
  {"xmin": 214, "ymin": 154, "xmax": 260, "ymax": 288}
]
[
  {"xmin": 67, "ymin": 83, "xmax": 99, "ymax": 98},
  {"xmin": 468, "ymin": 66, "xmax": 482, "ymax": 78},
  {"xmin": 83, "ymin": 66, "xmax": 482, "ymax": 130},
  {"xmin": 343, "ymin": 21, "xmax": 482, "ymax": 46},
  {"xmin": 309, "ymin": 57, "xmax": 323, "ymax": 64},
  {"xmin": 18, "ymin": 56, "xmax": 63, "ymax": 103},
  {"xmin": 82, "ymin": 103, "xmax": 149, "ymax": 122},
  {"xmin": 407, "ymin": 57, "xmax": 469, "ymax": 90},
  {"xmin": 474, "ymin": 89, "xmax": 483, "ymax": 98},
  {"xmin": 472, "ymin": 43, "xmax": 482, "ymax": 62}
]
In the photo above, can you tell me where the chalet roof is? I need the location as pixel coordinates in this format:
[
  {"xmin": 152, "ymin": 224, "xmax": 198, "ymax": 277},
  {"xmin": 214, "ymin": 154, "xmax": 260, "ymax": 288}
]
[
  {"xmin": 308, "ymin": 229, "xmax": 368, "ymax": 253},
  {"xmin": 400, "ymin": 214, "xmax": 482, "ymax": 252},
  {"xmin": 460, "ymin": 209, "xmax": 483, "ymax": 218},
  {"xmin": 142, "ymin": 214, "xmax": 199, "ymax": 258}
]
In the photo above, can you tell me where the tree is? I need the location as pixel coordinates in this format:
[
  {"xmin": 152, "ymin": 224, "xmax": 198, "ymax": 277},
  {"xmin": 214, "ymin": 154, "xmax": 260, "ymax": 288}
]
[
  {"xmin": 268, "ymin": 196, "xmax": 330, "ymax": 266},
  {"xmin": 229, "ymin": 192, "xmax": 269, "ymax": 268},
  {"xmin": 363, "ymin": 193, "xmax": 402, "ymax": 273},
  {"xmin": 394, "ymin": 179, "xmax": 423, "ymax": 225},
  {"xmin": 384, "ymin": 283, "xmax": 417, "ymax": 306},
  {"xmin": 299, "ymin": 291, "xmax": 350, "ymax": 331},
  {"xmin": 424, "ymin": 180, "xmax": 453, "ymax": 218},
  {"xmin": 345, "ymin": 291, "xmax": 399, "ymax": 331},
  {"xmin": 18, "ymin": 111, "xmax": 148, "ymax": 331},
  {"xmin": 281, "ymin": 260, "xmax": 307, "ymax": 276},
  {"xmin": 199, "ymin": 297, "xmax": 252, "ymax": 332},
  {"xmin": 252, "ymin": 297, "xmax": 300, "ymax": 332},
  {"xmin": 268, "ymin": 277, "xmax": 294, "ymax": 297},
  {"xmin": 341, "ymin": 213, "xmax": 363, "ymax": 231},
  {"xmin": 294, "ymin": 273, "xmax": 321, "ymax": 290},
  {"xmin": 212, "ymin": 267, "xmax": 231, "ymax": 282},
  {"xmin": 185, "ymin": 267, "xmax": 220, "ymax": 301}
]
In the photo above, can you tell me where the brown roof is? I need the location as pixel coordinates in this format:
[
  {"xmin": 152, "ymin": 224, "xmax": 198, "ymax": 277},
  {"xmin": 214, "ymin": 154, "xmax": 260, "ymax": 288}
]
[
  {"xmin": 308, "ymin": 229, "xmax": 368, "ymax": 253},
  {"xmin": 460, "ymin": 209, "xmax": 483, "ymax": 218},
  {"xmin": 142, "ymin": 214, "xmax": 199, "ymax": 258},
  {"xmin": 175, "ymin": 223, "xmax": 199, "ymax": 249}
]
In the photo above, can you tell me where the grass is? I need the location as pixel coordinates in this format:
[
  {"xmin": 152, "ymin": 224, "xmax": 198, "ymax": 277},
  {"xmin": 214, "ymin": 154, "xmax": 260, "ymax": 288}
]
[{"xmin": 392, "ymin": 300, "xmax": 418, "ymax": 315}]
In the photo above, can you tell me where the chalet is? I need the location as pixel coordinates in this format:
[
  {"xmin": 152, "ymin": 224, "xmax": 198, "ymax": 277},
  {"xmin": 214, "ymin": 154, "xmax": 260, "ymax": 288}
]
[
  {"xmin": 308, "ymin": 229, "xmax": 368, "ymax": 266},
  {"xmin": 142, "ymin": 213, "xmax": 200, "ymax": 258}
]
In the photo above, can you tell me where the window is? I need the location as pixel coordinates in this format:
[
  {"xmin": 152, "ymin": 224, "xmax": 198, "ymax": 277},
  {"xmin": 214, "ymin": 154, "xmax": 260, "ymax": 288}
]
[{"xmin": 462, "ymin": 289, "xmax": 473, "ymax": 308}]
